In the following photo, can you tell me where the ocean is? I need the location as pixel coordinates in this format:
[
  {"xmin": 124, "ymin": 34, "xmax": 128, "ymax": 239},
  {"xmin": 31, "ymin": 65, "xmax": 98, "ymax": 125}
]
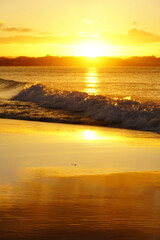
[{"xmin": 0, "ymin": 66, "xmax": 160, "ymax": 132}]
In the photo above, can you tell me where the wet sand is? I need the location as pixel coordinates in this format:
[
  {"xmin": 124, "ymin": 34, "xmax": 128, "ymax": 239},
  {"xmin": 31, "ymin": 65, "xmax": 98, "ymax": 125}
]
[{"xmin": 0, "ymin": 119, "xmax": 160, "ymax": 240}]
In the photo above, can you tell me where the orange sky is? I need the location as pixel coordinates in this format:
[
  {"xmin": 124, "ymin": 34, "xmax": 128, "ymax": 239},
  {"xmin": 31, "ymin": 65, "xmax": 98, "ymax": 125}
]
[{"xmin": 0, "ymin": 0, "xmax": 160, "ymax": 57}]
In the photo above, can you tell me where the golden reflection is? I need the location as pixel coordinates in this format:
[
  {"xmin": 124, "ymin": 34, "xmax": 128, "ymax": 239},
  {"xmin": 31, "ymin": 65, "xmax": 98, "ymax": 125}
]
[
  {"xmin": 85, "ymin": 68, "xmax": 99, "ymax": 94},
  {"xmin": 83, "ymin": 130, "xmax": 96, "ymax": 140},
  {"xmin": 18, "ymin": 166, "xmax": 123, "ymax": 179},
  {"xmin": 0, "ymin": 169, "xmax": 160, "ymax": 240},
  {"xmin": 81, "ymin": 128, "xmax": 127, "ymax": 141},
  {"xmin": 0, "ymin": 118, "xmax": 160, "ymax": 147}
]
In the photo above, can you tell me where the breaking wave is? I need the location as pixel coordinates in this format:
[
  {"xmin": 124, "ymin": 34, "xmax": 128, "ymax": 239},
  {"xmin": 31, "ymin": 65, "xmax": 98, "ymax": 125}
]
[
  {"xmin": 0, "ymin": 78, "xmax": 25, "ymax": 89},
  {"xmin": 12, "ymin": 83, "xmax": 160, "ymax": 133},
  {"xmin": 0, "ymin": 78, "xmax": 25, "ymax": 99}
]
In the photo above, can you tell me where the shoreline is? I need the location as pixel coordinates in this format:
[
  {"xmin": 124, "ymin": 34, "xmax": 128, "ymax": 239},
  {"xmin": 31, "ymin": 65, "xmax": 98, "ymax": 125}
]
[
  {"xmin": 0, "ymin": 118, "xmax": 160, "ymax": 183},
  {"xmin": 0, "ymin": 115, "xmax": 160, "ymax": 135}
]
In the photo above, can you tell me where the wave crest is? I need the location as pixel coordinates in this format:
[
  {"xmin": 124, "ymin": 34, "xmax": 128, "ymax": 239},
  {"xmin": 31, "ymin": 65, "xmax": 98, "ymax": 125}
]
[
  {"xmin": 0, "ymin": 78, "xmax": 25, "ymax": 89},
  {"xmin": 12, "ymin": 83, "xmax": 160, "ymax": 132}
]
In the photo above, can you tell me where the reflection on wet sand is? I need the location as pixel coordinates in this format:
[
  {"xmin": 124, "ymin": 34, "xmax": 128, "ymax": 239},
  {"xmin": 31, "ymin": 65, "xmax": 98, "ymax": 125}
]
[
  {"xmin": 0, "ymin": 169, "xmax": 160, "ymax": 240},
  {"xmin": 0, "ymin": 119, "xmax": 160, "ymax": 240}
]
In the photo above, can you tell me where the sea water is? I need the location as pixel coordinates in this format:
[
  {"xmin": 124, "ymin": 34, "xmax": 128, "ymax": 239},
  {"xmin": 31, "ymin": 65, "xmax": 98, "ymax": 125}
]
[{"xmin": 0, "ymin": 66, "xmax": 160, "ymax": 132}]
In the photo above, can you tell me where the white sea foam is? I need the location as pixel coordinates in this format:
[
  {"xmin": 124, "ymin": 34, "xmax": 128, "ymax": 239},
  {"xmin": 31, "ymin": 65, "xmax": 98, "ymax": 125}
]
[
  {"xmin": 0, "ymin": 78, "xmax": 25, "ymax": 89},
  {"xmin": 12, "ymin": 83, "xmax": 160, "ymax": 132},
  {"xmin": 0, "ymin": 78, "xmax": 25, "ymax": 99}
]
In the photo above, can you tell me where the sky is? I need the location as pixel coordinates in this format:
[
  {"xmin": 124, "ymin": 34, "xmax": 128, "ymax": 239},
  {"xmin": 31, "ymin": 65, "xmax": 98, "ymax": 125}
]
[{"xmin": 0, "ymin": 0, "xmax": 160, "ymax": 57}]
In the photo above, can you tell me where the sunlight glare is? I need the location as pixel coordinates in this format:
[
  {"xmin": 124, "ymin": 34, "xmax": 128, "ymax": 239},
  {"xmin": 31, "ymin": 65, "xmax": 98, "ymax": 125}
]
[{"xmin": 83, "ymin": 130, "xmax": 96, "ymax": 140}]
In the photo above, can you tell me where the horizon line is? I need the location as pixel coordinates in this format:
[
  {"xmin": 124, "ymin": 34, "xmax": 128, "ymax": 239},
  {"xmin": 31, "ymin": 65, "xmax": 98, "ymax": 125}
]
[{"xmin": 0, "ymin": 55, "xmax": 159, "ymax": 59}]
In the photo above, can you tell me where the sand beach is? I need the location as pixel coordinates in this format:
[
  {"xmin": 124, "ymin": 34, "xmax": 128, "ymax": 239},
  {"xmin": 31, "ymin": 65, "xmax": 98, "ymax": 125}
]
[{"xmin": 0, "ymin": 118, "xmax": 160, "ymax": 239}]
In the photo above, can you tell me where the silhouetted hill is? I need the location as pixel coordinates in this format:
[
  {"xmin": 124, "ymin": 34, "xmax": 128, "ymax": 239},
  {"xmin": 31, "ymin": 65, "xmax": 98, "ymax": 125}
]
[{"xmin": 0, "ymin": 56, "xmax": 160, "ymax": 66}]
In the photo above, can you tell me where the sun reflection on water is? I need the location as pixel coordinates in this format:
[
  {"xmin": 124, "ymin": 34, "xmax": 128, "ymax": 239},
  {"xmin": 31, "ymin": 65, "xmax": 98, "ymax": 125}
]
[{"xmin": 85, "ymin": 68, "xmax": 99, "ymax": 94}]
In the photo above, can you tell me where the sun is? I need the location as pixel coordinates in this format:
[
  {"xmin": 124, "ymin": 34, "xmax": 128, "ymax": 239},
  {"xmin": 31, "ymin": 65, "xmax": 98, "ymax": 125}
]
[{"xmin": 80, "ymin": 43, "xmax": 104, "ymax": 57}]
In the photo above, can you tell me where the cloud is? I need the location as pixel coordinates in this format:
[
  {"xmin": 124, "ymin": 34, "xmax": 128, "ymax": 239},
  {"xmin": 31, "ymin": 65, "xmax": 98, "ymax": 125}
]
[
  {"xmin": 3, "ymin": 27, "xmax": 33, "ymax": 32},
  {"xmin": 0, "ymin": 28, "xmax": 159, "ymax": 47},
  {"xmin": 128, "ymin": 28, "xmax": 160, "ymax": 43},
  {"xmin": 0, "ymin": 21, "xmax": 4, "ymax": 27},
  {"xmin": 82, "ymin": 18, "xmax": 93, "ymax": 24},
  {"xmin": 0, "ymin": 33, "xmax": 100, "ymax": 45},
  {"xmin": 104, "ymin": 28, "xmax": 160, "ymax": 46},
  {"xmin": 39, "ymin": 31, "xmax": 53, "ymax": 36},
  {"xmin": 0, "ymin": 35, "xmax": 55, "ymax": 44},
  {"xmin": 0, "ymin": 35, "xmax": 80, "ymax": 45}
]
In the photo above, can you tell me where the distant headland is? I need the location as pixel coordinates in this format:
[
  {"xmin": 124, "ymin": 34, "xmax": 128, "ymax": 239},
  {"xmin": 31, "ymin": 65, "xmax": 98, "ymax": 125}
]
[{"xmin": 0, "ymin": 56, "xmax": 160, "ymax": 67}]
